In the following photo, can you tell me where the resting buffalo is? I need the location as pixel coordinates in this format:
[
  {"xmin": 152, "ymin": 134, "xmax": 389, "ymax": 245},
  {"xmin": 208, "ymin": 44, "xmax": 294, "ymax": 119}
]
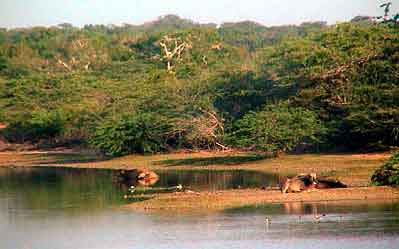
[
  {"xmin": 281, "ymin": 173, "xmax": 346, "ymax": 193},
  {"xmin": 115, "ymin": 169, "xmax": 159, "ymax": 187},
  {"xmin": 281, "ymin": 174, "xmax": 316, "ymax": 193},
  {"xmin": 314, "ymin": 179, "xmax": 347, "ymax": 189},
  {"xmin": 136, "ymin": 169, "xmax": 159, "ymax": 186}
]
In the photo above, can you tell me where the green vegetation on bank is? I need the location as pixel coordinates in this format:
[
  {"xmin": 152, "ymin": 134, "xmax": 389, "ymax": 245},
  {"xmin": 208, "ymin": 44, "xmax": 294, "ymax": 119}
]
[
  {"xmin": 372, "ymin": 152, "xmax": 399, "ymax": 186},
  {"xmin": 0, "ymin": 9, "xmax": 398, "ymax": 156}
]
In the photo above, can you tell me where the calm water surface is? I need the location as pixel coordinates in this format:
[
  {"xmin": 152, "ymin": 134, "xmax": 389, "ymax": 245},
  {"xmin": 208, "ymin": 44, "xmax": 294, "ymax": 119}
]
[{"xmin": 0, "ymin": 167, "xmax": 398, "ymax": 249}]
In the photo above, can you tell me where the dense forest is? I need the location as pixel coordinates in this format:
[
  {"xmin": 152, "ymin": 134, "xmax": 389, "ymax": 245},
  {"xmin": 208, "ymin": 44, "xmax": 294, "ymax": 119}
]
[{"xmin": 0, "ymin": 12, "xmax": 398, "ymax": 156}]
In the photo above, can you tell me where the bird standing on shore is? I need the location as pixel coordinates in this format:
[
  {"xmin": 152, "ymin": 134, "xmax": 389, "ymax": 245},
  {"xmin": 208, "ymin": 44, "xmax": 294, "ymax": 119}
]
[{"xmin": 313, "ymin": 214, "xmax": 326, "ymax": 223}]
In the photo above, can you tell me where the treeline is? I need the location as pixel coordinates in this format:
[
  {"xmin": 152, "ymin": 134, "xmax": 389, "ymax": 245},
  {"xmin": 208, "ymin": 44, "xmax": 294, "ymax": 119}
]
[{"xmin": 0, "ymin": 15, "xmax": 398, "ymax": 156}]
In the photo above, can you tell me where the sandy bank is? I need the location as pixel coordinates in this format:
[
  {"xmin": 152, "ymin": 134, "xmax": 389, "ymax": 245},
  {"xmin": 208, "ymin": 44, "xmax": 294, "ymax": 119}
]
[{"xmin": 122, "ymin": 186, "xmax": 399, "ymax": 213}]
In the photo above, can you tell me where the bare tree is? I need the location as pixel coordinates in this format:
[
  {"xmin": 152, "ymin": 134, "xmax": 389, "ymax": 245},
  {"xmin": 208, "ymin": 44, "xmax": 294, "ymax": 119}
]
[
  {"xmin": 170, "ymin": 108, "xmax": 227, "ymax": 150},
  {"xmin": 159, "ymin": 35, "xmax": 192, "ymax": 72}
]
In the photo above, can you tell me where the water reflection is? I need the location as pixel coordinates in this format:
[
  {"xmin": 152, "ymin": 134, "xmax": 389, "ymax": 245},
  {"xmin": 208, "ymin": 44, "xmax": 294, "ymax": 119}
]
[
  {"xmin": 113, "ymin": 169, "xmax": 159, "ymax": 187},
  {"xmin": 154, "ymin": 170, "xmax": 281, "ymax": 191},
  {"xmin": 223, "ymin": 200, "xmax": 399, "ymax": 243},
  {"xmin": 0, "ymin": 167, "xmax": 282, "ymax": 212},
  {"xmin": 112, "ymin": 169, "xmax": 160, "ymax": 198},
  {"xmin": 114, "ymin": 169, "xmax": 281, "ymax": 198},
  {"xmin": 280, "ymin": 201, "xmax": 399, "ymax": 215},
  {"xmin": 0, "ymin": 167, "xmax": 128, "ymax": 213},
  {"xmin": 1, "ymin": 167, "xmax": 399, "ymax": 249},
  {"xmin": 226, "ymin": 200, "xmax": 399, "ymax": 216}
]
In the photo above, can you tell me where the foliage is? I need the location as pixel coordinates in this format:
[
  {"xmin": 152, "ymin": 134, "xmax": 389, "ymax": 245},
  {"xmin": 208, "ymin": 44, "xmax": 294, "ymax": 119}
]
[
  {"xmin": 227, "ymin": 104, "xmax": 324, "ymax": 154},
  {"xmin": 213, "ymin": 71, "xmax": 278, "ymax": 121},
  {"xmin": 0, "ymin": 15, "xmax": 397, "ymax": 155},
  {"xmin": 91, "ymin": 113, "xmax": 172, "ymax": 156},
  {"xmin": 3, "ymin": 110, "xmax": 66, "ymax": 142},
  {"xmin": 259, "ymin": 23, "xmax": 399, "ymax": 150},
  {"xmin": 371, "ymin": 152, "xmax": 399, "ymax": 186}
]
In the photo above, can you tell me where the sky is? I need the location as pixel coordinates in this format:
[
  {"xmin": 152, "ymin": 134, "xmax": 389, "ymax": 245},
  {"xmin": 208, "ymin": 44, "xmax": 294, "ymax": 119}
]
[{"xmin": 0, "ymin": 0, "xmax": 398, "ymax": 28}]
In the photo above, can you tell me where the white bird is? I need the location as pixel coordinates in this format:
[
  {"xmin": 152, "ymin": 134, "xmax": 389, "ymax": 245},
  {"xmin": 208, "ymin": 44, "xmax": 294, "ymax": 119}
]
[
  {"xmin": 313, "ymin": 214, "xmax": 326, "ymax": 223},
  {"xmin": 313, "ymin": 215, "xmax": 321, "ymax": 223}
]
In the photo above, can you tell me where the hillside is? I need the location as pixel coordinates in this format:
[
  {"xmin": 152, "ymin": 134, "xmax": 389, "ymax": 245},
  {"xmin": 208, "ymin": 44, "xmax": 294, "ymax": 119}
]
[{"xmin": 0, "ymin": 15, "xmax": 398, "ymax": 156}]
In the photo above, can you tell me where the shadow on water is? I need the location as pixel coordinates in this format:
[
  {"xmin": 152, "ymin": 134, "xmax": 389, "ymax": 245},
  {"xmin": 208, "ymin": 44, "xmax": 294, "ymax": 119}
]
[{"xmin": 156, "ymin": 154, "xmax": 269, "ymax": 167}]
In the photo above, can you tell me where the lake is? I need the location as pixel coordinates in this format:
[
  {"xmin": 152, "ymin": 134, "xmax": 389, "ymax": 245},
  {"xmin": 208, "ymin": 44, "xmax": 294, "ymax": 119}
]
[{"xmin": 0, "ymin": 167, "xmax": 398, "ymax": 249}]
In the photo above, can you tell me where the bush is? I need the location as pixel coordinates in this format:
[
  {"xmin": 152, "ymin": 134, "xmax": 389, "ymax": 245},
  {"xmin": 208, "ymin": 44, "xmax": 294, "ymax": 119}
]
[
  {"xmin": 227, "ymin": 104, "xmax": 324, "ymax": 154},
  {"xmin": 3, "ymin": 110, "xmax": 66, "ymax": 143},
  {"xmin": 371, "ymin": 152, "xmax": 399, "ymax": 186},
  {"xmin": 91, "ymin": 113, "xmax": 172, "ymax": 156}
]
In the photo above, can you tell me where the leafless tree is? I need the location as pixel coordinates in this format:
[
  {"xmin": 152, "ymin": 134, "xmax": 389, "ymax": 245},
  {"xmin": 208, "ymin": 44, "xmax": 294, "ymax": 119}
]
[{"xmin": 159, "ymin": 35, "xmax": 192, "ymax": 72}]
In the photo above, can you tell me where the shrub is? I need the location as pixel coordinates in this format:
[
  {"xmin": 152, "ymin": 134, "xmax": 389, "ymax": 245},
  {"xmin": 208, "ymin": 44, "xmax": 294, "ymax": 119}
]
[
  {"xmin": 91, "ymin": 113, "xmax": 172, "ymax": 156},
  {"xmin": 227, "ymin": 104, "xmax": 324, "ymax": 154},
  {"xmin": 371, "ymin": 152, "xmax": 399, "ymax": 186},
  {"xmin": 3, "ymin": 110, "xmax": 66, "ymax": 142}
]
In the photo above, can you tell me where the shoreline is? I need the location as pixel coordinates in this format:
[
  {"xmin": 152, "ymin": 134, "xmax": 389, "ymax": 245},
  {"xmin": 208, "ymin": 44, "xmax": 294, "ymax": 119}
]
[
  {"xmin": 1, "ymin": 150, "xmax": 396, "ymax": 213},
  {"xmin": 121, "ymin": 187, "xmax": 399, "ymax": 213}
]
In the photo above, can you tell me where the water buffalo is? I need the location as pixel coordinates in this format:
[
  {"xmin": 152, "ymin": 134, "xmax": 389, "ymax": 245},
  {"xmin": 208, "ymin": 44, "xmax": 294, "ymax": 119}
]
[
  {"xmin": 136, "ymin": 169, "xmax": 159, "ymax": 186},
  {"xmin": 314, "ymin": 178, "xmax": 347, "ymax": 189},
  {"xmin": 281, "ymin": 173, "xmax": 346, "ymax": 193},
  {"xmin": 281, "ymin": 174, "xmax": 316, "ymax": 193},
  {"xmin": 115, "ymin": 168, "xmax": 159, "ymax": 187}
]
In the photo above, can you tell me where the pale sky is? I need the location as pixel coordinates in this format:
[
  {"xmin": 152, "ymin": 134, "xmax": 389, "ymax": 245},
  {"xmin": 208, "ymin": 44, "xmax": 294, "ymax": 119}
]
[{"xmin": 0, "ymin": 0, "xmax": 398, "ymax": 28}]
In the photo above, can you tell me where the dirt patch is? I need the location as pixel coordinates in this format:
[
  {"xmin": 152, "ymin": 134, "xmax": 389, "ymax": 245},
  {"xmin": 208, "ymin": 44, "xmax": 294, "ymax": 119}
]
[
  {"xmin": 0, "ymin": 137, "xmax": 8, "ymax": 152},
  {"xmin": 350, "ymin": 153, "xmax": 392, "ymax": 159}
]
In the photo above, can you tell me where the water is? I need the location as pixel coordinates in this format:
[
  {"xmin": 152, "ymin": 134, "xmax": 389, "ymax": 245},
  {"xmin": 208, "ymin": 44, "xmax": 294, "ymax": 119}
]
[
  {"xmin": 155, "ymin": 169, "xmax": 281, "ymax": 191},
  {"xmin": 0, "ymin": 167, "xmax": 399, "ymax": 249}
]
